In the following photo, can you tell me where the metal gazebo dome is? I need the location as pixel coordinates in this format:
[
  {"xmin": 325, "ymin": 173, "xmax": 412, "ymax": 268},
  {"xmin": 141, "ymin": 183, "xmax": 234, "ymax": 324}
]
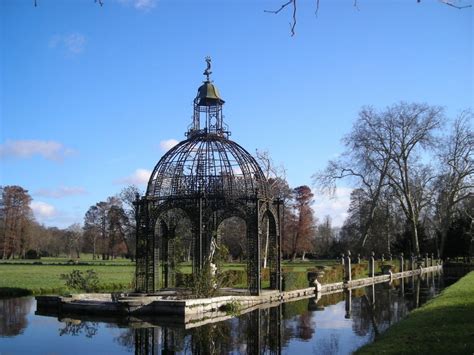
[{"xmin": 146, "ymin": 134, "xmax": 268, "ymax": 200}]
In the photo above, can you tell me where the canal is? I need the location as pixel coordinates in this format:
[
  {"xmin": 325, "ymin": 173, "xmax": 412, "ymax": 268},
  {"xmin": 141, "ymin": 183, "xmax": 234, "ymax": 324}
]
[{"xmin": 0, "ymin": 271, "xmax": 460, "ymax": 354}]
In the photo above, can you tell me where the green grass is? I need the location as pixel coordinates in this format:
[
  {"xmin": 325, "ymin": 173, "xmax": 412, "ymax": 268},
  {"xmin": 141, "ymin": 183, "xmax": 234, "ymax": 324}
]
[
  {"xmin": 356, "ymin": 271, "xmax": 474, "ymax": 355},
  {"xmin": 0, "ymin": 264, "xmax": 135, "ymax": 296},
  {"xmin": 0, "ymin": 253, "xmax": 134, "ymax": 266},
  {"xmin": 0, "ymin": 258, "xmax": 342, "ymax": 297}
]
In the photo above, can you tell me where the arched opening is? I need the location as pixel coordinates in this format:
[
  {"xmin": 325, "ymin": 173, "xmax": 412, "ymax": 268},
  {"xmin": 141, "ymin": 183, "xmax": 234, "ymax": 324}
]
[
  {"xmin": 154, "ymin": 208, "xmax": 192, "ymax": 289},
  {"xmin": 261, "ymin": 210, "xmax": 280, "ymax": 290},
  {"xmin": 218, "ymin": 216, "xmax": 247, "ymax": 262},
  {"xmin": 216, "ymin": 216, "xmax": 247, "ymax": 289}
]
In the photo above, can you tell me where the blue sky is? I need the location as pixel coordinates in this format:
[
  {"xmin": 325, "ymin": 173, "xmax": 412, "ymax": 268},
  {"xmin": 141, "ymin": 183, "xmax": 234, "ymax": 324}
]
[{"xmin": 1, "ymin": 0, "xmax": 472, "ymax": 228}]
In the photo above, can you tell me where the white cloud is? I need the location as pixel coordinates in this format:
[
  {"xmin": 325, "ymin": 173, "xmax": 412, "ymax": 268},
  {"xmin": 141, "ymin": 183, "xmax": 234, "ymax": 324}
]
[
  {"xmin": 31, "ymin": 201, "xmax": 57, "ymax": 220},
  {"xmin": 117, "ymin": 168, "xmax": 151, "ymax": 185},
  {"xmin": 49, "ymin": 33, "xmax": 86, "ymax": 54},
  {"xmin": 0, "ymin": 140, "xmax": 74, "ymax": 162},
  {"xmin": 313, "ymin": 187, "xmax": 352, "ymax": 227},
  {"xmin": 34, "ymin": 186, "xmax": 87, "ymax": 198},
  {"xmin": 117, "ymin": 0, "xmax": 157, "ymax": 11},
  {"xmin": 159, "ymin": 139, "xmax": 179, "ymax": 152}
]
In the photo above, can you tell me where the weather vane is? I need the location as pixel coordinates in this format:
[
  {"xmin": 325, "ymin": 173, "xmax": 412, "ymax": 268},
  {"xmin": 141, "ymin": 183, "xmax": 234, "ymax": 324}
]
[{"xmin": 204, "ymin": 56, "xmax": 212, "ymax": 81}]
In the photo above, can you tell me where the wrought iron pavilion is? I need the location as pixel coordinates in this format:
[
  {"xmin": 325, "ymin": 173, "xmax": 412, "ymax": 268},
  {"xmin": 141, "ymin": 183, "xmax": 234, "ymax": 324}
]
[{"xmin": 134, "ymin": 58, "xmax": 282, "ymax": 295}]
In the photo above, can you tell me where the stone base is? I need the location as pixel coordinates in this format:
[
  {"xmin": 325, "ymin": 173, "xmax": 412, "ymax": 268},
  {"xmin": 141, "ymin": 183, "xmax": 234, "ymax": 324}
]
[{"xmin": 36, "ymin": 264, "xmax": 442, "ymax": 327}]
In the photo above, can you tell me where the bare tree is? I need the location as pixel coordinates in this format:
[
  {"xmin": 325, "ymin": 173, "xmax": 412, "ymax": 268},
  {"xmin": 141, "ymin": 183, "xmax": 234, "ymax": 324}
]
[
  {"xmin": 256, "ymin": 149, "xmax": 289, "ymax": 267},
  {"xmin": 119, "ymin": 185, "xmax": 142, "ymax": 259},
  {"xmin": 384, "ymin": 103, "xmax": 444, "ymax": 254},
  {"xmin": 314, "ymin": 105, "xmax": 395, "ymax": 248},
  {"xmin": 435, "ymin": 110, "xmax": 474, "ymax": 257},
  {"xmin": 64, "ymin": 223, "xmax": 83, "ymax": 258},
  {"xmin": 315, "ymin": 102, "xmax": 444, "ymax": 254}
]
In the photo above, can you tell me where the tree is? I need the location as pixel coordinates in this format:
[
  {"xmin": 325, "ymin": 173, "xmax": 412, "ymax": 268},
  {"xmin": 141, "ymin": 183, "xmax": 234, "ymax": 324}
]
[
  {"xmin": 315, "ymin": 102, "xmax": 444, "ymax": 255},
  {"xmin": 83, "ymin": 203, "xmax": 106, "ymax": 260},
  {"xmin": 219, "ymin": 217, "xmax": 246, "ymax": 261},
  {"xmin": 255, "ymin": 149, "xmax": 290, "ymax": 267},
  {"xmin": 314, "ymin": 105, "xmax": 395, "ymax": 248},
  {"xmin": 314, "ymin": 215, "xmax": 335, "ymax": 258},
  {"xmin": 63, "ymin": 223, "xmax": 83, "ymax": 258},
  {"xmin": 106, "ymin": 205, "xmax": 129, "ymax": 259},
  {"xmin": 119, "ymin": 185, "xmax": 142, "ymax": 259},
  {"xmin": 0, "ymin": 186, "xmax": 34, "ymax": 259},
  {"xmin": 84, "ymin": 196, "xmax": 130, "ymax": 260},
  {"xmin": 287, "ymin": 185, "xmax": 315, "ymax": 260},
  {"xmin": 434, "ymin": 110, "xmax": 474, "ymax": 257},
  {"xmin": 384, "ymin": 103, "xmax": 444, "ymax": 254}
]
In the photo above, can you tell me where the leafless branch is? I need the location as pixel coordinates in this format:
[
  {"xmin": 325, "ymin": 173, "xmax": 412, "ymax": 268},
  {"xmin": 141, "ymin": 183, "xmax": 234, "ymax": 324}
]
[
  {"xmin": 265, "ymin": 0, "xmax": 297, "ymax": 36},
  {"xmin": 265, "ymin": 0, "xmax": 293, "ymax": 14},
  {"xmin": 315, "ymin": 0, "xmax": 320, "ymax": 15},
  {"xmin": 439, "ymin": 0, "xmax": 472, "ymax": 9},
  {"xmin": 268, "ymin": 0, "xmax": 471, "ymax": 36},
  {"xmin": 353, "ymin": 0, "xmax": 360, "ymax": 11}
]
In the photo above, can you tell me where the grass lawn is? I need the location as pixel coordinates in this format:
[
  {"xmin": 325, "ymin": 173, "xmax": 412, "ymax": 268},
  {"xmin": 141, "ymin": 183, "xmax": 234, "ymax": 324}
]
[
  {"xmin": 0, "ymin": 264, "xmax": 135, "ymax": 296},
  {"xmin": 0, "ymin": 253, "xmax": 134, "ymax": 266},
  {"xmin": 0, "ymin": 257, "xmax": 340, "ymax": 297},
  {"xmin": 356, "ymin": 271, "xmax": 474, "ymax": 354}
]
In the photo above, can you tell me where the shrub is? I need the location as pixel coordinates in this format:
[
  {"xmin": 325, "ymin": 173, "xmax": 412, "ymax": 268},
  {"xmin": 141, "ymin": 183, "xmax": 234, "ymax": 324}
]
[
  {"xmin": 175, "ymin": 272, "xmax": 194, "ymax": 287},
  {"xmin": 25, "ymin": 249, "xmax": 40, "ymax": 259},
  {"xmin": 282, "ymin": 271, "xmax": 308, "ymax": 291},
  {"xmin": 219, "ymin": 300, "xmax": 241, "ymax": 316},
  {"xmin": 318, "ymin": 265, "xmax": 344, "ymax": 284},
  {"xmin": 60, "ymin": 269, "xmax": 100, "ymax": 292}
]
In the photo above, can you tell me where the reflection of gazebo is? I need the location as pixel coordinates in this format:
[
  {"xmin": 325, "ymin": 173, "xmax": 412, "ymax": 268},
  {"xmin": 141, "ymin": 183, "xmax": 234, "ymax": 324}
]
[{"xmin": 134, "ymin": 58, "xmax": 282, "ymax": 295}]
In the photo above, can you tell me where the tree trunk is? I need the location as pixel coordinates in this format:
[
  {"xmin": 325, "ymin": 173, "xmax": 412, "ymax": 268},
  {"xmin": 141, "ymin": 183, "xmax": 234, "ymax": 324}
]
[
  {"xmin": 438, "ymin": 219, "xmax": 450, "ymax": 259},
  {"xmin": 411, "ymin": 218, "xmax": 420, "ymax": 255}
]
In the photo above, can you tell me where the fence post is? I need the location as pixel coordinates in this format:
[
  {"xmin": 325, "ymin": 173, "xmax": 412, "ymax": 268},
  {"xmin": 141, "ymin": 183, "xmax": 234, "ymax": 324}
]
[
  {"xmin": 399, "ymin": 252, "xmax": 404, "ymax": 273},
  {"xmin": 431, "ymin": 253, "xmax": 434, "ymax": 267},
  {"xmin": 345, "ymin": 250, "xmax": 352, "ymax": 282},
  {"xmin": 411, "ymin": 253, "xmax": 415, "ymax": 271},
  {"xmin": 370, "ymin": 251, "xmax": 375, "ymax": 277},
  {"xmin": 357, "ymin": 253, "xmax": 361, "ymax": 264},
  {"xmin": 341, "ymin": 253, "xmax": 345, "ymax": 266},
  {"xmin": 425, "ymin": 253, "xmax": 429, "ymax": 268}
]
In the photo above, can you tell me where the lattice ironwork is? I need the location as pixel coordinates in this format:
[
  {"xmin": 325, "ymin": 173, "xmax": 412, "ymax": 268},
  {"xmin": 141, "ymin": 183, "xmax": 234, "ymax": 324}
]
[{"xmin": 135, "ymin": 58, "xmax": 282, "ymax": 295}]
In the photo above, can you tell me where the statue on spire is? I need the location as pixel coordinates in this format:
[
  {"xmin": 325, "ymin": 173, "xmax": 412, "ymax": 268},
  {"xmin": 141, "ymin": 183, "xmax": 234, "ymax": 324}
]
[{"xmin": 204, "ymin": 56, "xmax": 212, "ymax": 81}]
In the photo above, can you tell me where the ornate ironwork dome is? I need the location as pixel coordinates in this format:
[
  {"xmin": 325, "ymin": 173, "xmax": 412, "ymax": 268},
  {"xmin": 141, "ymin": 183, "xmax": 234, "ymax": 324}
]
[
  {"xmin": 146, "ymin": 134, "xmax": 267, "ymax": 199},
  {"xmin": 146, "ymin": 57, "xmax": 267, "ymax": 200}
]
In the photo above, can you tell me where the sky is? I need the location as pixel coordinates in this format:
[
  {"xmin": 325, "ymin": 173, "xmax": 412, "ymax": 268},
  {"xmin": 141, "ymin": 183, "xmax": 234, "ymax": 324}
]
[{"xmin": 1, "ymin": 0, "xmax": 472, "ymax": 228}]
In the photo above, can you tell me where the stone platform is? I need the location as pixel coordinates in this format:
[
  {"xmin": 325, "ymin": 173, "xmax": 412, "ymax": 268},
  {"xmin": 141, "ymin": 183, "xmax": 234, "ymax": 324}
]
[{"xmin": 36, "ymin": 264, "xmax": 442, "ymax": 326}]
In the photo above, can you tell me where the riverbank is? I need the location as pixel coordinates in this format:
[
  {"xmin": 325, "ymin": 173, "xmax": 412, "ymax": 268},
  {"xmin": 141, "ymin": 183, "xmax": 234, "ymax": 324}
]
[{"xmin": 356, "ymin": 271, "xmax": 474, "ymax": 354}]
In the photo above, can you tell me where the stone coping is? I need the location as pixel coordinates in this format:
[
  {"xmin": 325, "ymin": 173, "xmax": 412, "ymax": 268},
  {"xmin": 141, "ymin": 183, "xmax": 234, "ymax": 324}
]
[{"xmin": 36, "ymin": 264, "xmax": 442, "ymax": 326}]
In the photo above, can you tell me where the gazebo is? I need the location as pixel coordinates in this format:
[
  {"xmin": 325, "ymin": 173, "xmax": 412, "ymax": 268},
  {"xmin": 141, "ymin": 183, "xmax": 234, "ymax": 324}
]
[{"xmin": 134, "ymin": 58, "xmax": 282, "ymax": 296}]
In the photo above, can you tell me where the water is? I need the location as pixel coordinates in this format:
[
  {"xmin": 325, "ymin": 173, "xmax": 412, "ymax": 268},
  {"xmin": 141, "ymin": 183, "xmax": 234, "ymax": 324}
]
[{"xmin": 0, "ymin": 272, "xmax": 453, "ymax": 354}]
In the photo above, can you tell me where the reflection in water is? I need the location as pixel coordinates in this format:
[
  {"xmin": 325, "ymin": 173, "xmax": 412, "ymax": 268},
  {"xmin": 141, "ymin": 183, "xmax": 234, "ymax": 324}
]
[
  {"xmin": 0, "ymin": 271, "xmax": 462, "ymax": 354},
  {"xmin": 0, "ymin": 297, "xmax": 33, "ymax": 337},
  {"xmin": 127, "ymin": 273, "xmax": 446, "ymax": 354},
  {"xmin": 58, "ymin": 319, "xmax": 99, "ymax": 338}
]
